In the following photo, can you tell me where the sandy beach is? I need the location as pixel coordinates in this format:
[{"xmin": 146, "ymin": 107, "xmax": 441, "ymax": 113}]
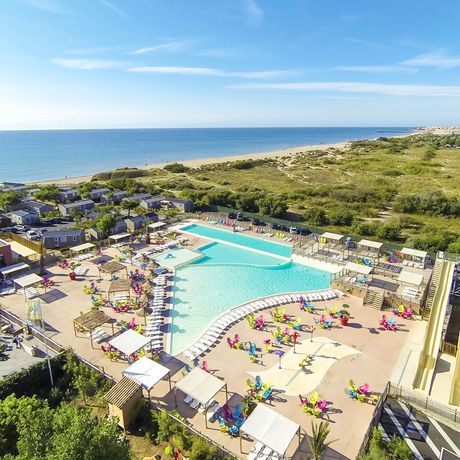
[{"xmin": 34, "ymin": 140, "xmax": 350, "ymax": 186}]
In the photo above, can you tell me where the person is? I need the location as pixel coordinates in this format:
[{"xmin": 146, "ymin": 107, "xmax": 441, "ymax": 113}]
[{"xmin": 12, "ymin": 336, "xmax": 21, "ymax": 349}]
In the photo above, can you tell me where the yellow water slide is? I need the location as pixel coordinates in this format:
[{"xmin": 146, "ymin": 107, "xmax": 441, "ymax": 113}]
[
  {"xmin": 449, "ymin": 332, "xmax": 460, "ymax": 405},
  {"xmin": 413, "ymin": 259, "xmax": 455, "ymax": 391}
]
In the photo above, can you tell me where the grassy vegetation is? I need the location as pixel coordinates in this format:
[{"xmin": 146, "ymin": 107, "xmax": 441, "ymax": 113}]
[{"xmin": 87, "ymin": 134, "xmax": 460, "ymax": 252}]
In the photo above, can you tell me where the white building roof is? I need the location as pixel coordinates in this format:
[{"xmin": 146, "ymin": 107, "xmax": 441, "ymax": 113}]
[
  {"xmin": 398, "ymin": 270, "xmax": 424, "ymax": 287},
  {"xmin": 401, "ymin": 247, "xmax": 428, "ymax": 259},
  {"xmin": 358, "ymin": 239, "xmax": 383, "ymax": 250},
  {"xmin": 241, "ymin": 404, "xmax": 300, "ymax": 456},
  {"xmin": 122, "ymin": 356, "xmax": 170, "ymax": 391},
  {"xmin": 345, "ymin": 261, "xmax": 373, "ymax": 275},
  {"xmin": 108, "ymin": 232, "xmax": 131, "ymax": 241},
  {"xmin": 148, "ymin": 222, "xmax": 166, "ymax": 230},
  {"xmin": 0, "ymin": 262, "xmax": 30, "ymax": 276},
  {"xmin": 175, "ymin": 367, "xmax": 226, "ymax": 407},
  {"xmin": 108, "ymin": 329, "xmax": 151, "ymax": 357},
  {"xmin": 70, "ymin": 242, "xmax": 95, "ymax": 253}
]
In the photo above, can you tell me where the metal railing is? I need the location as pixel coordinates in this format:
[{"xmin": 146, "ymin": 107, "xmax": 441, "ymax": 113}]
[{"xmin": 388, "ymin": 382, "xmax": 460, "ymax": 426}]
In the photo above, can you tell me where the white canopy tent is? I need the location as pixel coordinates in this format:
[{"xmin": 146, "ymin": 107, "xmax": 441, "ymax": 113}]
[
  {"xmin": 14, "ymin": 273, "xmax": 43, "ymax": 288},
  {"xmin": 108, "ymin": 329, "xmax": 151, "ymax": 359},
  {"xmin": 70, "ymin": 242, "xmax": 95, "ymax": 254},
  {"xmin": 122, "ymin": 356, "xmax": 171, "ymax": 394},
  {"xmin": 321, "ymin": 232, "xmax": 344, "ymax": 242},
  {"xmin": 148, "ymin": 222, "xmax": 166, "ymax": 230},
  {"xmin": 0, "ymin": 262, "xmax": 29, "ymax": 278},
  {"xmin": 358, "ymin": 239, "xmax": 383, "ymax": 251},
  {"xmin": 401, "ymin": 248, "xmax": 428, "ymax": 267},
  {"xmin": 240, "ymin": 404, "xmax": 301, "ymax": 457},
  {"xmin": 174, "ymin": 367, "xmax": 228, "ymax": 414},
  {"xmin": 344, "ymin": 262, "xmax": 373, "ymax": 276},
  {"xmin": 109, "ymin": 232, "xmax": 131, "ymax": 243},
  {"xmin": 398, "ymin": 269, "xmax": 424, "ymax": 287}
]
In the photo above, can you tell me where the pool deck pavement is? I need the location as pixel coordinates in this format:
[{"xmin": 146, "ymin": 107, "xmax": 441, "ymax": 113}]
[{"xmin": 0, "ymin": 234, "xmax": 426, "ymax": 459}]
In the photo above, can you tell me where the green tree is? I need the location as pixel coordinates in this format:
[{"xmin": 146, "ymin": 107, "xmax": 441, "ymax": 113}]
[
  {"xmin": 304, "ymin": 207, "xmax": 329, "ymax": 226},
  {"xmin": 34, "ymin": 185, "xmax": 60, "ymax": 205},
  {"xmin": 376, "ymin": 222, "xmax": 401, "ymax": 241},
  {"xmin": 328, "ymin": 209, "xmax": 354, "ymax": 226},
  {"xmin": 95, "ymin": 214, "xmax": 117, "ymax": 238},
  {"xmin": 120, "ymin": 199, "xmax": 138, "ymax": 217},
  {"xmin": 388, "ymin": 435, "xmax": 413, "ymax": 460},
  {"xmin": 257, "ymin": 196, "xmax": 288, "ymax": 218},
  {"xmin": 70, "ymin": 207, "xmax": 85, "ymax": 223},
  {"xmin": 0, "ymin": 191, "xmax": 22, "ymax": 211},
  {"xmin": 308, "ymin": 421, "xmax": 336, "ymax": 460}
]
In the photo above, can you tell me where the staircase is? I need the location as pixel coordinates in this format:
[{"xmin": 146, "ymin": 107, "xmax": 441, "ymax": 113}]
[
  {"xmin": 423, "ymin": 259, "xmax": 443, "ymax": 320},
  {"xmin": 363, "ymin": 289, "xmax": 384, "ymax": 310}
]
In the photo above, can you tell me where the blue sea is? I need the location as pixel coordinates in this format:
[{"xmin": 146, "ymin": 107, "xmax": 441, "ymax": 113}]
[{"xmin": 0, "ymin": 127, "xmax": 414, "ymax": 183}]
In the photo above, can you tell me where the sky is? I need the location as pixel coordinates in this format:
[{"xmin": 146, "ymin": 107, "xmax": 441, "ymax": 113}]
[{"xmin": 1, "ymin": 0, "xmax": 460, "ymax": 129}]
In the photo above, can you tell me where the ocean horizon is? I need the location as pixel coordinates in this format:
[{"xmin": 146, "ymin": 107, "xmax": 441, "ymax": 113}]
[{"xmin": 0, "ymin": 127, "xmax": 414, "ymax": 183}]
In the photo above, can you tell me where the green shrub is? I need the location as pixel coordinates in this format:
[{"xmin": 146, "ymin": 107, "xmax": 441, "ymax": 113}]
[
  {"xmin": 304, "ymin": 207, "xmax": 329, "ymax": 226},
  {"xmin": 164, "ymin": 162, "xmax": 191, "ymax": 173}
]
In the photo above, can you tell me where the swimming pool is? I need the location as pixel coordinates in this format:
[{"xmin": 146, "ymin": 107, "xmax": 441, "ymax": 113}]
[
  {"xmin": 153, "ymin": 248, "xmax": 203, "ymax": 269},
  {"xmin": 169, "ymin": 237, "xmax": 330, "ymax": 355},
  {"xmin": 180, "ymin": 223, "xmax": 291, "ymax": 258}
]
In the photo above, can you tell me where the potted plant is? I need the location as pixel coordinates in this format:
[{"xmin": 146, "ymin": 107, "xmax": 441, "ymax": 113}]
[
  {"xmin": 68, "ymin": 261, "xmax": 80, "ymax": 280},
  {"xmin": 338, "ymin": 310, "xmax": 350, "ymax": 326}
]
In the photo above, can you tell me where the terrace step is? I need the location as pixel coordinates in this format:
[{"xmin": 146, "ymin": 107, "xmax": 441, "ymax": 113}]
[{"xmin": 363, "ymin": 289, "xmax": 384, "ymax": 310}]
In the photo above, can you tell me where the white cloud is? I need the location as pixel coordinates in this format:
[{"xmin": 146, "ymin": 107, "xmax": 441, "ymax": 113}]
[
  {"xmin": 52, "ymin": 58, "xmax": 127, "ymax": 70},
  {"xmin": 130, "ymin": 41, "xmax": 190, "ymax": 55},
  {"xmin": 230, "ymin": 81, "xmax": 460, "ymax": 97},
  {"xmin": 242, "ymin": 0, "xmax": 263, "ymax": 26},
  {"xmin": 127, "ymin": 66, "xmax": 296, "ymax": 78},
  {"xmin": 401, "ymin": 51, "xmax": 460, "ymax": 70},
  {"xmin": 96, "ymin": 0, "xmax": 125, "ymax": 17},
  {"xmin": 336, "ymin": 65, "xmax": 417, "ymax": 74},
  {"xmin": 17, "ymin": 0, "xmax": 72, "ymax": 15}
]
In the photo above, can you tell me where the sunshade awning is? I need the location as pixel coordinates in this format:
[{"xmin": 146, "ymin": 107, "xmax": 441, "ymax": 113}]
[
  {"xmin": 345, "ymin": 262, "xmax": 373, "ymax": 275},
  {"xmin": 122, "ymin": 356, "xmax": 170, "ymax": 391},
  {"xmin": 70, "ymin": 242, "xmax": 95, "ymax": 253},
  {"xmin": 14, "ymin": 273, "xmax": 43, "ymax": 288},
  {"xmin": 321, "ymin": 232, "xmax": 344, "ymax": 241},
  {"xmin": 0, "ymin": 262, "xmax": 29, "ymax": 276},
  {"xmin": 358, "ymin": 239, "xmax": 383, "ymax": 250},
  {"xmin": 108, "ymin": 329, "xmax": 151, "ymax": 356},
  {"xmin": 398, "ymin": 269, "xmax": 424, "ymax": 287},
  {"xmin": 401, "ymin": 247, "xmax": 428, "ymax": 259},
  {"xmin": 148, "ymin": 222, "xmax": 166, "ymax": 230},
  {"xmin": 175, "ymin": 367, "xmax": 226, "ymax": 407},
  {"xmin": 241, "ymin": 404, "xmax": 300, "ymax": 456}
]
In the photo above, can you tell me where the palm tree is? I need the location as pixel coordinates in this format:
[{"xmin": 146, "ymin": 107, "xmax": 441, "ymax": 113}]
[{"xmin": 308, "ymin": 421, "xmax": 336, "ymax": 460}]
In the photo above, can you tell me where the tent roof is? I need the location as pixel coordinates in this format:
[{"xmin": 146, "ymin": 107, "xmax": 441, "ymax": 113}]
[
  {"xmin": 321, "ymin": 232, "xmax": 344, "ymax": 241},
  {"xmin": 70, "ymin": 242, "xmax": 95, "ymax": 253},
  {"xmin": 100, "ymin": 261, "xmax": 126, "ymax": 274},
  {"xmin": 109, "ymin": 329, "xmax": 151, "ymax": 356},
  {"xmin": 108, "ymin": 278, "xmax": 131, "ymax": 293},
  {"xmin": 175, "ymin": 367, "xmax": 225, "ymax": 407},
  {"xmin": 358, "ymin": 239, "xmax": 383, "ymax": 250},
  {"xmin": 109, "ymin": 232, "xmax": 131, "ymax": 241},
  {"xmin": 0, "ymin": 262, "xmax": 29, "ymax": 276},
  {"xmin": 74, "ymin": 309, "xmax": 112, "ymax": 332},
  {"xmin": 401, "ymin": 247, "xmax": 428, "ymax": 259},
  {"xmin": 122, "ymin": 356, "xmax": 170, "ymax": 390},
  {"xmin": 241, "ymin": 404, "xmax": 300, "ymax": 456},
  {"xmin": 148, "ymin": 222, "xmax": 166, "ymax": 229},
  {"xmin": 344, "ymin": 262, "xmax": 373, "ymax": 275},
  {"xmin": 14, "ymin": 273, "xmax": 42, "ymax": 288},
  {"xmin": 398, "ymin": 269, "xmax": 424, "ymax": 287},
  {"xmin": 105, "ymin": 377, "xmax": 141, "ymax": 408}
]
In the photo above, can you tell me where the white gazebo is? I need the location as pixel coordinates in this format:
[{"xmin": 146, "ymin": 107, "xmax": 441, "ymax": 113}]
[
  {"xmin": 148, "ymin": 222, "xmax": 167, "ymax": 231},
  {"xmin": 321, "ymin": 232, "xmax": 345, "ymax": 246},
  {"xmin": 400, "ymin": 248, "xmax": 428, "ymax": 268},
  {"xmin": 69, "ymin": 242, "xmax": 95, "ymax": 258},
  {"xmin": 240, "ymin": 404, "xmax": 301, "ymax": 458},
  {"xmin": 344, "ymin": 261, "xmax": 373, "ymax": 276},
  {"xmin": 0, "ymin": 262, "xmax": 30, "ymax": 278},
  {"xmin": 13, "ymin": 273, "xmax": 43, "ymax": 299},
  {"xmin": 108, "ymin": 233, "xmax": 131, "ymax": 245},
  {"xmin": 358, "ymin": 239, "xmax": 383, "ymax": 253},
  {"xmin": 174, "ymin": 367, "xmax": 228, "ymax": 426},
  {"xmin": 108, "ymin": 329, "xmax": 151, "ymax": 362},
  {"xmin": 398, "ymin": 269, "xmax": 424, "ymax": 288},
  {"xmin": 122, "ymin": 356, "xmax": 172, "ymax": 396}
]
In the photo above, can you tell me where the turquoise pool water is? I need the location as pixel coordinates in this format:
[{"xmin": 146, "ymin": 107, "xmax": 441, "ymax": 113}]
[
  {"xmin": 180, "ymin": 223, "xmax": 291, "ymax": 258},
  {"xmin": 169, "ymin": 240, "xmax": 330, "ymax": 355},
  {"xmin": 153, "ymin": 248, "xmax": 202, "ymax": 269}
]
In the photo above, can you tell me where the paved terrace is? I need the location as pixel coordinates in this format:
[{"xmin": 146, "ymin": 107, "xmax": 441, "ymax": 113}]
[{"xmin": 0, "ymin": 240, "xmax": 424, "ymax": 459}]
